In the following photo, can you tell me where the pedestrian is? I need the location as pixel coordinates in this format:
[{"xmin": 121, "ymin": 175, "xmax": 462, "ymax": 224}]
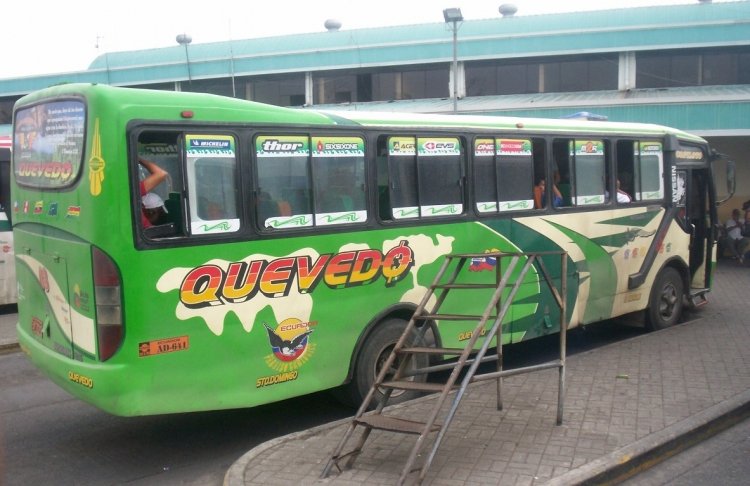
[{"xmin": 724, "ymin": 208, "xmax": 749, "ymax": 264}]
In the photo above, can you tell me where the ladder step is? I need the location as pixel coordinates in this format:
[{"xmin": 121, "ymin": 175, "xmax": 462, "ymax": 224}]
[
  {"xmin": 355, "ymin": 414, "xmax": 441, "ymax": 434},
  {"xmin": 398, "ymin": 346, "xmax": 466, "ymax": 355},
  {"xmin": 416, "ymin": 313, "xmax": 493, "ymax": 321},
  {"xmin": 380, "ymin": 380, "xmax": 456, "ymax": 393},
  {"xmin": 688, "ymin": 288, "xmax": 709, "ymax": 307},
  {"xmin": 433, "ymin": 283, "xmax": 498, "ymax": 290}
]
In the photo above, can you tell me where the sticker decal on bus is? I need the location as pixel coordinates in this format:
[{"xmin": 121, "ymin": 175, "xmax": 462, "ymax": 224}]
[
  {"xmin": 138, "ymin": 336, "xmax": 189, "ymax": 357},
  {"xmin": 177, "ymin": 241, "xmax": 415, "ymax": 309},
  {"xmin": 157, "ymin": 234, "xmax": 455, "ymax": 337}
]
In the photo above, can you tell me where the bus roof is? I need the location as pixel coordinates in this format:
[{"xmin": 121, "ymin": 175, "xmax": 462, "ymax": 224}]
[{"xmin": 16, "ymin": 83, "xmax": 705, "ymax": 144}]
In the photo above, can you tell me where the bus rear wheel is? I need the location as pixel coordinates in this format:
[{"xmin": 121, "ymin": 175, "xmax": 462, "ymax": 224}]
[
  {"xmin": 646, "ymin": 267, "xmax": 684, "ymax": 331},
  {"xmin": 351, "ymin": 318, "xmax": 428, "ymax": 409}
]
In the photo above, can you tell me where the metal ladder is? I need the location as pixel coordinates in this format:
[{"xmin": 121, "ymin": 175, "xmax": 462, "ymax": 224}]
[{"xmin": 321, "ymin": 250, "xmax": 569, "ymax": 485}]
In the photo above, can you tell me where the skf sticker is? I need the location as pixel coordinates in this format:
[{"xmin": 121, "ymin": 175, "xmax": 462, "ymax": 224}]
[{"xmin": 138, "ymin": 336, "xmax": 189, "ymax": 357}]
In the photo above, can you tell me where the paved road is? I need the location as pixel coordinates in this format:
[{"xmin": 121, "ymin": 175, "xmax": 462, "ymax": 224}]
[
  {"xmin": 621, "ymin": 417, "xmax": 750, "ymax": 486},
  {"xmin": 0, "ymin": 310, "xmax": 650, "ymax": 485}
]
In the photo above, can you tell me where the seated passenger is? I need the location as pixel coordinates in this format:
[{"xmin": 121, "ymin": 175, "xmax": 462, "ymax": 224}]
[
  {"xmin": 616, "ymin": 179, "xmax": 632, "ymax": 203},
  {"xmin": 533, "ymin": 178, "xmax": 546, "ymax": 209},
  {"xmin": 142, "ymin": 192, "xmax": 169, "ymax": 227},
  {"xmin": 725, "ymin": 208, "xmax": 750, "ymax": 265}
]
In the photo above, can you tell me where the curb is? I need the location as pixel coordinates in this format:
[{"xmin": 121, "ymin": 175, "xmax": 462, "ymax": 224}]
[
  {"xmin": 224, "ymin": 389, "xmax": 750, "ymax": 486},
  {"xmin": 545, "ymin": 389, "xmax": 750, "ymax": 485},
  {"xmin": 223, "ymin": 390, "xmax": 447, "ymax": 486},
  {"xmin": 0, "ymin": 340, "xmax": 19, "ymax": 353}
]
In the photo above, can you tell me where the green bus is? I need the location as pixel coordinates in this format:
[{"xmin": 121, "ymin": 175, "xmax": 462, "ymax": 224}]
[{"xmin": 11, "ymin": 84, "xmax": 722, "ymax": 416}]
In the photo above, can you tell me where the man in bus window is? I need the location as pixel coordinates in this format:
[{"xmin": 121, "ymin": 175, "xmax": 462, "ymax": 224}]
[
  {"xmin": 138, "ymin": 158, "xmax": 167, "ymax": 227},
  {"xmin": 142, "ymin": 192, "xmax": 169, "ymax": 227}
]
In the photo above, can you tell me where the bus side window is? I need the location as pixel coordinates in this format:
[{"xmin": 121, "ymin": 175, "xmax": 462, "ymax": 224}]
[
  {"xmin": 137, "ymin": 131, "xmax": 185, "ymax": 238},
  {"xmin": 552, "ymin": 140, "xmax": 572, "ymax": 207},
  {"xmin": 417, "ymin": 136, "xmax": 463, "ymax": 218},
  {"xmin": 617, "ymin": 140, "xmax": 636, "ymax": 203},
  {"xmin": 553, "ymin": 138, "xmax": 607, "ymax": 207},
  {"xmin": 185, "ymin": 135, "xmax": 241, "ymax": 235},
  {"xmin": 376, "ymin": 145, "xmax": 391, "ymax": 220},
  {"xmin": 311, "ymin": 135, "xmax": 367, "ymax": 225},
  {"xmin": 496, "ymin": 139, "xmax": 535, "ymax": 212}
]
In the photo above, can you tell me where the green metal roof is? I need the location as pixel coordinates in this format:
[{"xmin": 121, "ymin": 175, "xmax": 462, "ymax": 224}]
[
  {"xmin": 0, "ymin": 1, "xmax": 747, "ymax": 96},
  {"xmin": 311, "ymin": 85, "xmax": 750, "ymax": 134}
]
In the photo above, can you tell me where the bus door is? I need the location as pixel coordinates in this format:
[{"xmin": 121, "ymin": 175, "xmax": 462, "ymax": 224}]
[
  {"xmin": 12, "ymin": 100, "xmax": 96, "ymax": 360},
  {"xmin": 674, "ymin": 145, "xmax": 716, "ymax": 291}
]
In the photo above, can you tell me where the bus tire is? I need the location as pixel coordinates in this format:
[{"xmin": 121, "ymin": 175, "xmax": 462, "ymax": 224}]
[
  {"xmin": 351, "ymin": 318, "xmax": 428, "ymax": 409},
  {"xmin": 646, "ymin": 267, "xmax": 684, "ymax": 331}
]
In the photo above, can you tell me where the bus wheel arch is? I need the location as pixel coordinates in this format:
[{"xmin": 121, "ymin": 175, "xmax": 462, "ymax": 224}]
[
  {"xmin": 333, "ymin": 307, "xmax": 438, "ymax": 408},
  {"xmin": 646, "ymin": 262, "xmax": 687, "ymax": 331}
]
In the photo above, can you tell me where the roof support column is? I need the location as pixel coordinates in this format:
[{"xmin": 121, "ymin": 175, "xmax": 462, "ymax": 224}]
[
  {"xmin": 305, "ymin": 72, "xmax": 314, "ymax": 106},
  {"xmin": 619, "ymin": 51, "xmax": 636, "ymax": 91}
]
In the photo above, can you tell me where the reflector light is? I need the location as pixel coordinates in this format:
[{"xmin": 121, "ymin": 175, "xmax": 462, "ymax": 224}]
[{"xmin": 92, "ymin": 247, "xmax": 123, "ymax": 361}]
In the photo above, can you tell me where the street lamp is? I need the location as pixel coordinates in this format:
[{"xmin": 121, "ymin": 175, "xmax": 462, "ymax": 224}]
[
  {"xmin": 176, "ymin": 34, "xmax": 193, "ymax": 87},
  {"xmin": 443, "ymin": 8, "xmax": 463, "ymax": 113}
]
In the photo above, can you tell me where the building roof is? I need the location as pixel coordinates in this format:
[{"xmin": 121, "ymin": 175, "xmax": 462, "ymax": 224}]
[{"xmin": 309, "ymin": 84, "xmax": 750, "ymax": 134}]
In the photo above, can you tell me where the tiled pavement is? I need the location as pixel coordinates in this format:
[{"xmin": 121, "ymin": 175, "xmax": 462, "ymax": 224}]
[{"xmin": 224, "ymin": 261, "xmax": 750, "ymax": 485}]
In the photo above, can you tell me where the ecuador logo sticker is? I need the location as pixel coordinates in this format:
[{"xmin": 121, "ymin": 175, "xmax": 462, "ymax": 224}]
[{"xmin": 258, "ymin": 318, "xmax": 317, "ymax": 388}]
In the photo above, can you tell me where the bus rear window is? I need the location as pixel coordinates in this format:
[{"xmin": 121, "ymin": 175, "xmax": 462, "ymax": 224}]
[{"xmin": 13, "ymin": 101, "xmax": 85, "ymax": 189}]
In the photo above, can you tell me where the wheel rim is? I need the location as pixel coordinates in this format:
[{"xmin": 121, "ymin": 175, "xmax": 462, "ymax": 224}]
[
  {"xmin": 658, "ymin": 282, "xmax": 679, "ymax": 320},
  {"xmin": 373, "ymin": 342, "xmax": 414, "ymax": 398}
]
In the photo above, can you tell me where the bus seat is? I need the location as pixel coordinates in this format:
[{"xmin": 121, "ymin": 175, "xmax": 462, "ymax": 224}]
[
  {"xmin": 164, "ymin": 193, "xmax": 182, "ymax": 233},
  {"xmin": 277, "ymin": 200, "xmax": 291, "ymax": 216},
  {"xmin": 340, "ymin": 195, "xmax": 354, "ymax": 211},
  {"xmin": 282, "ymin": 188, "xmax": 310, "ymax": 214},
  {"xmin": 558, "ymin": 183, "xmax": 571, "ymax": 206},
  {"xmin": 257, "ymin": 192, "xmax": 278, "ymax": 222}
]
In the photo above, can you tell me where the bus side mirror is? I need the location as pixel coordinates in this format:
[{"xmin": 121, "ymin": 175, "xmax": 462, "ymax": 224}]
[
  {"xmin": 726, "ymin": 160, "xmax": 736, "ymax": 196},
  {"xmin": 715, "ymin": 159, "xmax": 736, "ymax": 206}
]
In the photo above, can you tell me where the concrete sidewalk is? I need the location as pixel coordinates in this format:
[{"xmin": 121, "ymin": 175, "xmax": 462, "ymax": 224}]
[
  {"xmin": 224, "ymin": 262, "xmax": 750, "ymax": 485},
  {"xmin": 0, "ymin": 305, "xmax": 18, "ymax": 352}
]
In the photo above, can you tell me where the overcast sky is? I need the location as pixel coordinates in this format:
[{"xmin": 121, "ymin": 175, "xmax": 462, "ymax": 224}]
[{"xmin": 0, "ymin": 0, "xmax": 728, "ymax": 79}]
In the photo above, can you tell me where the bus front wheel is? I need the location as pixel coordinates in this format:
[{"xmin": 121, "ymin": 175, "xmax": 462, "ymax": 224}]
[
  {"xmin": 351, "ymin": 318, "xmax": 428, "ymax": 409},
  {"xmin": 646, "ymin": 267, "xmax": 684, "ymax": 331}
]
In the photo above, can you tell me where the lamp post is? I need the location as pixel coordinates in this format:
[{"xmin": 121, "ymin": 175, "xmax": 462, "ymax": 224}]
[
  {"xmin": 443, "ymin": 8, "xmax": 463, "ymax": 113},
  {"xmin": 176, "ymin": 34, "xmax": 193, "ymax": 87}
]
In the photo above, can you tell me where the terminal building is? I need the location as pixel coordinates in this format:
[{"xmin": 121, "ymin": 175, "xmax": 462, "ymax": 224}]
[{"xmin": 0, "ymin": 0, "xmax": 748, "ymax": 216}]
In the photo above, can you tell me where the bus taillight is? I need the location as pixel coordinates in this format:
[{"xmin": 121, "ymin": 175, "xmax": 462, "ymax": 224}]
[{"xmin": 93, "ymin": 247, "xmax": 123, "ymax": 361}]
